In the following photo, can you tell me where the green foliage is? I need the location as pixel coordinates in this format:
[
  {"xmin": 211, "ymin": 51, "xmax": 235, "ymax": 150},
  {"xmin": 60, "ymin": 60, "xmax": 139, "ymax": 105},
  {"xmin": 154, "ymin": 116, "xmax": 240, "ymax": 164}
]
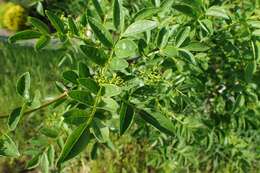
[
  {"xmin": 35, "ymin": 35, "xmax": 51, "ymax": 51},
  {"xmin": 45, "ymin": 10, "xmax": 65, "ymax": 34},
  {"xmin": 8, "ymin": 30, "xmax": 41, "ymax": 43},
  {"xmin": 57, "ymin": 124, "xmax": 91, "ymax": 164},
  {"xmin": 113, "ymin": 0, "xmax": 123, "ymax": 31},
  {"xmin": 88, "ymin": 17, "xmax": 113, "ymax": 48},
  {"xmin": 28, "ymin": 16, "xmax": 50, "ymax": 35},
  {"xmin": 0, "ymin": 134, "xmax": 20, "ymax": 157},
  {"xmin": 2, "ymin": 0, "xmax": 260, "ymax": 172},
  {"xmin": 16, "ymin": 72, "xmax": 31, "ymax": 100},
  {"xmin": 119, "ymin": 100, "xmax": 134, "ymax": 135},
  {"xmin": 123, "ymin": 20, "xmax": 158, "ymax": 37}
]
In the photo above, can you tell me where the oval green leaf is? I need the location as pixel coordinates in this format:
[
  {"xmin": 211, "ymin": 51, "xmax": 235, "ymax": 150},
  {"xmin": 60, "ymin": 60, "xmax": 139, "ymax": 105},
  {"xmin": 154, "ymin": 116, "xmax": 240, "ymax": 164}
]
[
  {"xmin": 35, "ymin": 35, "xmax": 51, "ymax": 51},
  {"xmin": 0, "ymin": 134, "xmax": 20, "ymax": 157},
  {"xmin": 206, "ymin": 6, "xmax": 229, "ymax": 19},
  {"xmin": 8, "ymin": 105, "xmax": 26, "ymax": 131},
  {"xmin": 29, "ymin": 16, "xmax": 50, "ymax": 34},
  {"xmin": 173, "ymin": 5, "xmax": 197, "ymax": 18},
  {"xmin": 110, "ymin": 57, "xmax": 129, "ymax": 71},
  {"xmin": 175, "ymin": 26, "xmax": 190, "ymax": 48},
  {"xmin": 183, "ymin": 42, "xmax": 210, "ymax": 51},
  {"xmin": 27, "ymin": 154, "xmax": 41, "ymax": 169},
  {"xmin": 40, "ymin": 152, "xmax": 49, "ymax": 173},
  {"xmin": 78, "ymin": 78, "xmax": 100, "ymax": 94},
  {"xmin": 8, "ymin": 30, "xmax": 41, "ymax": 43},
  {"xmin": 113, "ymin": 0, "xmax": 123, "ymax": 30},
  {"xmin": 123, "ymin": 20, "xmax": 158, "ymax": 37},
  {"xmin": 57, "ymin": 124, "xmax": 91, "ymax": 164},
  {"xmin": 161, "ymin": 45, "xmax": 178, "ymax": 57},
  {"xmin": 40, "ymin": 127, "xmax": 60, "ymax": 138},
  {"xmin": 92, "ymin": 118, "xmax": 109, "ymax": 143},
  {"xmin": 45, "ymin": 10, "xmax": 65, "ymax": 34},
  {"xmin": 63, "ymin": 108, "xmax": 90, "ymax": 125},
  {"xmin": 47, "ymin": 145, "xmax": 55, "ymax": 167},
  {"xmin": 68, "ymin": 17, "xmax": 79, "ymax": 36},
  {"xmin": 98, "ymin": 97, "xmax": 119, "ymax": 112},
  {"xmin": 68, "ymin": 90, "xmax": 94, "ymax": 105},
  {"xmin": 17, "ymin": 72, "xmax": 31, "ymax": 100},
  {"xmin": 80, "ymin": 45, "xmax": 108, "ymax": 66},
  {"xmin": 62, "ymin": 70, "xmax": 79, "ymax": 84},
  {"xmin": 78, "ymin": 62, "xmax": 90, "ymax": 78},
  {"xmin": 119, "ymin": 102, "xmax": 134, "ymax": 135},
  {"xmin": 91, "ymin": 0, "xmax": 104, "ymax": 20},
  {"xmin": 115, "ymin": 39, "xmax": 138, "ymax": 58},
  {"xmin": 252, "ymin": 29, "xmax": 260, "ymax": 37},
  {"xmin": 101, "ymin": 84, "xmax": 122, "ymax": 97},
  {"xmin": 134, "ymin": 8, "xmax": 159, "ymax": 20},
  {"xmin": 88, "ymin": 17, "xmax": 113, "ymax": 48},
  {"xmin": 139, "ymin": 109, "xmax": 174, "ymax": 136}
]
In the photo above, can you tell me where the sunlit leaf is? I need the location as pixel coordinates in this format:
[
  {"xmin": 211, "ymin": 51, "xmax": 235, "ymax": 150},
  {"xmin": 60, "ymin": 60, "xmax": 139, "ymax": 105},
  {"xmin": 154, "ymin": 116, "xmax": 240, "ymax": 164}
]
[
  {"xmin": 101, "ymin": 84, "xmax": 122, "ymax": 97},
  {"xmin": 206, "ymin": 6, "xmax": 229, "ymax": 19},
  {"xmin": 92, "ymin": 118, "xmax": 109, "ymax": 143},
  {"xmin": 35, "ymin": 35, "xmax": 51, "ymax": 50},
  {"xmin": 183, "ymin": 42, "xmax": 210, "ymax": 51},
  {"xmin": 123, "ymin": 20, "xmax": 158, "ymax": 37},
  {"xmin": 134, "ymin": 8, "xmax": 159, "ymax": 20},
  {"xmin": 40, "ymin": 152, "xmax": 49, "ymax": 173},
  {"xmin": 17, "ymin": 72, "xmax": 30, "ymax": 100},
  {"xmin": 0, "ymin": 134, "xmax": 20, "ymax": 157},
  {"xmin": 175, "ymin": 26, "xmax": 190, "ymax": 47},
  {"xmin": 115, "ymin": 39, "xmax": 138, "ymax": 58}
]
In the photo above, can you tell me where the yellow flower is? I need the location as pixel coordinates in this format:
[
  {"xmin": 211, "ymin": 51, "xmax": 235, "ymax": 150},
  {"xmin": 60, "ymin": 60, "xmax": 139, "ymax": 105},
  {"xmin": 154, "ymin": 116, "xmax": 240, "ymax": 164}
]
[
  {"xmin": 0, "ymin": 3, "xmax": 14, "ymax": 27},
  {"xmin": 2, "ymin": 4, "xmax": 26, "ymax": 31}
]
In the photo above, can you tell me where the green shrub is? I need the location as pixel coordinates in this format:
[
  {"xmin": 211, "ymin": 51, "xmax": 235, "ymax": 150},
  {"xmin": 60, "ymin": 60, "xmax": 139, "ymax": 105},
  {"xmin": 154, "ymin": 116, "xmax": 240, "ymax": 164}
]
[{"xmin": 1, "ymin": 0, "xmax": 260, "ymax": 172}]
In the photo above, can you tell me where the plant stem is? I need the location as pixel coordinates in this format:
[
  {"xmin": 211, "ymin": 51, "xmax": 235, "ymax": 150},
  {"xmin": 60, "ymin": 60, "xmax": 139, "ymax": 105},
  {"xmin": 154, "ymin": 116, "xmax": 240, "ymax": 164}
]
[
  {"xmin": 85, "ymin": 48, "xmax": 115, "ymax": 126},
  {"xmin": 86, "ymin": 88, "xmax": 102, "ymax": 126},
  {"xmin": 0, "ymin": 92, "xmax": 68, "ymax": 119}
]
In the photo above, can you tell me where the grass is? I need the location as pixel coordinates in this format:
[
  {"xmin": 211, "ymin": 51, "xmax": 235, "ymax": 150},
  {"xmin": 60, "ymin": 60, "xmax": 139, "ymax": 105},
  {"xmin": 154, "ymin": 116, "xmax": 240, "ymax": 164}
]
[
  {"xmin": 0, "ymin": 41, "xmax": 67, "ymax": 172},
  {"xmin": 0, "ymin": 41, "xmax": 65, "ymax": 114}
]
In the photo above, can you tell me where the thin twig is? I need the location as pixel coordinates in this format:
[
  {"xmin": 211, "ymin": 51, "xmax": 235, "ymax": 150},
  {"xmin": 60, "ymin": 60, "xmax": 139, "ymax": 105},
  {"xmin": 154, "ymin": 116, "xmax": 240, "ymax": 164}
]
[{"xmin": 0, "ymin": 92, "xmax": 68, "ymax": 119}]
